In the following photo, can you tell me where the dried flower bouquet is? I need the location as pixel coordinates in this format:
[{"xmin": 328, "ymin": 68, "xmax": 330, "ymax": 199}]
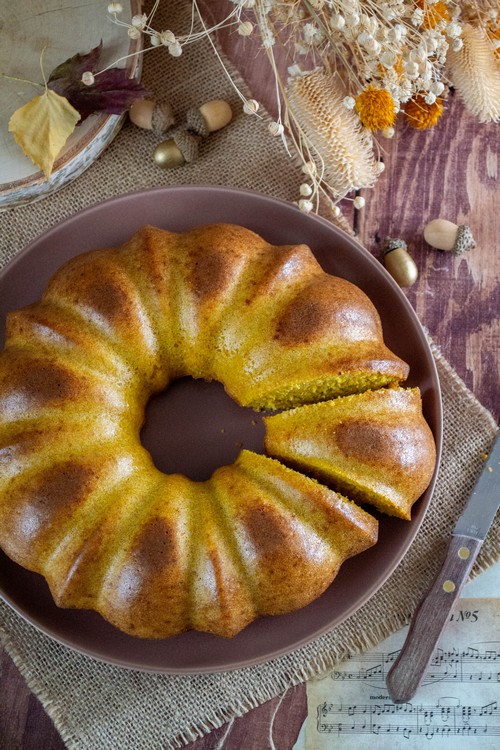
[{"xmin": 109, "ymin": 1, "xmax": 498, "ymax": 215}]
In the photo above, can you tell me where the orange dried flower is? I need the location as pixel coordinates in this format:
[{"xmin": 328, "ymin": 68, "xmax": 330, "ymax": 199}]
[
  {"xmin": 378, "ymin": 55, "xmax": 405, "ymax": 80},
  {"xmin": 487, "ymin": 22, "xmax": 500, "ymax": 59},
  {"xmin": 416, "ymin": 1, "xmax": 450, "ymax": 30},
  {"xmin": 404, "ymin": 95, "xmax": 444, "ymax": 129},
  {"xmin": 355, "ymin": 86, "xmax": 396, "ymax": 130}
]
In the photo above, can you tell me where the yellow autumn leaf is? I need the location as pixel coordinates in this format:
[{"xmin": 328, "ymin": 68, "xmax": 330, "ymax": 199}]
[{"xmin": 8, "ymin": 89, "xmax": 81, "ymax": 178}]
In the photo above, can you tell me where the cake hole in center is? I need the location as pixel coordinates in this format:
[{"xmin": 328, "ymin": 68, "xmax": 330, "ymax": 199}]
[{"xmin": 140, "ymin": 377, "xmax": 266, "ymax": 481}]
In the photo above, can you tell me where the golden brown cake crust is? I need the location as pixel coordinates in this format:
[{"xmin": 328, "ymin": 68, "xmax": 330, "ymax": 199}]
[
  {"xmin": 264, "ymin": 387, "xmax": 437, "ymax": 520},
  {"xmin": 0, "ymin": 223, "xmax": 416, "ymax": 639}
]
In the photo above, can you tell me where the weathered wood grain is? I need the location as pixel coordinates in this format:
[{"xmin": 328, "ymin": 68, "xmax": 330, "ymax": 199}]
[{"xmin": 184, "ymin": 685, "xmax": 307, "ymax": 750}]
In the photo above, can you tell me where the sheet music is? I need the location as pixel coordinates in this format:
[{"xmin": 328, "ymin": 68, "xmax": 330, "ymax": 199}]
[{"xmin": 298, "ymin": 584, "xmax": 500, "ymax": 749}]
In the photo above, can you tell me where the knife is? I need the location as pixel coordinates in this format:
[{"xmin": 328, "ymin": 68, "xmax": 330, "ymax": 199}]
[{"xmin": 386, "ymin": 433, "xmax": 499, "ymax": 704}]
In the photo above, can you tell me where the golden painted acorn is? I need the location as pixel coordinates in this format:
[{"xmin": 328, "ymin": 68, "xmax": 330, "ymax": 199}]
[
  {"xmin": 153, "ymin": 139, "xmax": 185, "ymax": 168},
  {"xmin": 383, "ymin": 240, "xmax": 418, "ymax": 288}
]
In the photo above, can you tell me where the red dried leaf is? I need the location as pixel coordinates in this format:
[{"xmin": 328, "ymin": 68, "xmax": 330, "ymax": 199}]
[{"xmin": 48, "ymin": 42, "xmax": 148, "ymax": 122}]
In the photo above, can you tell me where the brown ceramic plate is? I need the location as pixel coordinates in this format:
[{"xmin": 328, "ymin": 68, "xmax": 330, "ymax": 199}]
[{"xmin": 0, "ymin": 186, "xmax": 442, "ymax": 673}]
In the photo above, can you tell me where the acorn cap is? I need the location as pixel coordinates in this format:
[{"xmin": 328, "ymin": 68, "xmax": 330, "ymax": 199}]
[
  {"xmin": 151, "ymin": 100, "xmax": 175, "ymax": 134},
  {"xmin": 382, "ymin": 238, "xmax": 408, "ymax": 255},
  {"xmin": 453, "ymin": 225, "xmax": 475, "ymax": 255}
]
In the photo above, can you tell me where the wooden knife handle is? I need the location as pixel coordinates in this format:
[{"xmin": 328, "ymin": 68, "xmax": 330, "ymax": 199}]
[{"xmin": 386, "ymin": 534, "xmax": 482, "ymax": 704}]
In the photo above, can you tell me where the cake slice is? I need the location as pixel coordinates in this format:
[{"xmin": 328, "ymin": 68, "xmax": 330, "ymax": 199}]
[{"xmin": 264, "ymin": 388, "xmax": 436, "ymax": 520}]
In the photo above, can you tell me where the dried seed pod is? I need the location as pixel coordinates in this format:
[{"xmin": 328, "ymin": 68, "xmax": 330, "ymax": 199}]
[
  {"xmin": 383, "ymin": 239, "xmax": 418, "ymax": 288},
  {"xmin": 423, "ymin": 219, "xmax": 475, "ymax": 255},
  {"xmin": 129, "ymin": 99, "xmax": 175, "ymax": 134}
]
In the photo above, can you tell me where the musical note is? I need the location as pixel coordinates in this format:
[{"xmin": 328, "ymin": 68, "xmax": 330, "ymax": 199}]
[
  {"xmin": 307, "ymin": 597, "xmax": 500, "ymax": 747},
  {"xmin": 316, "ymin": 702, "xmax": 500, "ymax": 737}
]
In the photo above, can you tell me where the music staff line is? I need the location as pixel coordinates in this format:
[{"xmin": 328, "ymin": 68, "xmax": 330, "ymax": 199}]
[
  {"xmin": 317, "ymin": 701, "xmax": 500, "ymax": 738},
  {"xmin": 332, "ymin": 645, "xmax": 500, "ymax": 684}
]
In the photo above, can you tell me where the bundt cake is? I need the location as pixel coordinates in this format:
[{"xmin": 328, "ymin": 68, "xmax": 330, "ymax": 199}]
[
  {"xmin": 0, "ymin": 222, "xmax": 422, "ymax": 639},
  {"xmin": 264, "ymin": 387, "xmax": 437, "ymax": 520}
]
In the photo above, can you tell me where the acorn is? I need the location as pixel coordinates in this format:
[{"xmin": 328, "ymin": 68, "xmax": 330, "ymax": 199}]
[
  {"xmin": 186, "ymin": 99, "xmax": 233, "ymax": 137},
  {"xmin": 129, "ymin": 99, "xmax": 175, "ymax": 134},
  {"xmin": 423, "ymin": 219, "xmax": 475, "ymax": 255},
  {"xmin": 383, "ymin": 239, "xmax": 418, "ymax": 288},
  {"xmin": 154, "ymin": 100, "xmax": 233, "ymax": 169},
  {"xmin": 153, "ymin": 139, "xmax": 186, "ymax": 169}
]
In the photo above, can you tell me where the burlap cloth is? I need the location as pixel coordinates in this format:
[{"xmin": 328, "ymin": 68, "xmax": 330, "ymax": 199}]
[{"xmin": 0, "ymin": 2, "xmax": 498, "ymax": 748}]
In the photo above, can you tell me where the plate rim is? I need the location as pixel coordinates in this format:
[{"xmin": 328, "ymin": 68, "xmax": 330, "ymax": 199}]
[{"xmin": 0, "ymin": 185, "xmax": 442, "ymax": 673}]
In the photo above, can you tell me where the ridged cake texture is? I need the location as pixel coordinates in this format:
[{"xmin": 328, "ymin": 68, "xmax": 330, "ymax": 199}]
[
  {"xmin": 264, "ymin": 388, "xmax": 437, "ymax": 520},
  {"xmin": 0, "ymin": 223, "xmax": 420, "ymax": 639}
]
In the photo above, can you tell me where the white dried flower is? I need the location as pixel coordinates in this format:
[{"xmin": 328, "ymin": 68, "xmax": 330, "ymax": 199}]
[
  {"xmin": 168, "ymin": 41, "xmax": 183, "ymax": 57},
  {"xmin": 268, "ymin": 121, "xmax": 284, "ymax": 136},
  {"xmin": 287, "ymin": 64, "xmax": 302, "ymax": 78},
  {"xmin": 298, "ymin": 199, "xmax": 314, "ymax": 213},
  {"xmin": 425, "ymin": 92, "xmax": 437, "ymax": 105},
  {"xmin": 131, "ymin": 14, "xmax": 147, "ymax": 30},
  {"xmin": 452, "ymin": 38, "xmax": 463, "ymax": 52},
  {"xmin": 357, "ymin": 31, "xmax": 371, "ymax": 46},
  {"xmin": 430, "ymin": 80, "xmax": 445, "ymax": 96},
  {"xmin": 81, "ymin": 71, "xmax": 94, "ymax": 86},
  {"xmin": 330, "ymin": 13, "xmax": 345, "ymax": 30},
  {"xmin": 353, "ymin": 195, "xmax": 365, "ymax": 209},
  {"xmin": 343, "ymin": 96, "xmax": 356, "ymax": 109},
  {"xmin": 330, "ymin": 205, "xmax": 341, "ymax": 218},
  {"xmin": 387, "ymin": 26, "xmax": 402, "ymax": 43},
  {"xmin": 238, "ymin": 21, "xmax": 253, "ymax": 37},
  {"xmin": 243, "ymin": 99, "xmax": 260, "ymax": 114},
  {"xmin": 345, "ymin": 13, "xmax": 360, "ymax": 28},
  {"xmin": 301, "ymin": 160, "xmax": 317, "ymax": 177},
  {"xmin": 108, "ymin": 2, "xmax": 122, "ymax": 13},
  {"xmin": 128, "ymin": 27, "xmax": 141, "ymax": 40},
  {"xmin": 159, "ymin": 30, "xmax": 176, "ymax": 46},
  {"xmin": 405, "ymin": 61, "xmax": 420, "ymax": 79},
  {"xmin": 380, "ymin": 50, "xmax": 397, "ymax": 68},
  {"xmin": 411, "ymin": 8, "xmax": 424, "ymax": 27},
  {"xmin": 150, "ymin": 34, "xmax": 161, "ymax": 47},
  {"xmin": 299, "ymin": 183, "xmax": 313, "ymax": 197},
  {"xmin": 377, "ymin": 161, "xmax": 385, "ymax": 173},
  {"xmin": 381, "ymin": 126, "xmax": 395, "ymax": 138},
  {"xmin": 365, "ymin": 38, "xmax": 381, "ymax": 55},
  {"xmin": 303, "ymin": 23, "xmax": 321, "ymax": 44},
  {"xmin": 446, "ymin": 22, "xmax": 462, "ymax": 39}
]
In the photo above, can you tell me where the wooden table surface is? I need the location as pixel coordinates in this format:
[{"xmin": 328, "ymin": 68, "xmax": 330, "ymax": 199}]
[{"xmin": 1, "ymin": 2, "xmax": 498, "ymax": 748}]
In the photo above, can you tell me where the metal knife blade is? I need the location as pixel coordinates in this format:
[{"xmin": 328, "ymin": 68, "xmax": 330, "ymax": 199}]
[
  {"xmin": 453, "ymin": 434, "xmax": 500, "ymax": 539},
  {"xmin": 386, "ymin": 433, "xmax": 499, "ymax": 705}
]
